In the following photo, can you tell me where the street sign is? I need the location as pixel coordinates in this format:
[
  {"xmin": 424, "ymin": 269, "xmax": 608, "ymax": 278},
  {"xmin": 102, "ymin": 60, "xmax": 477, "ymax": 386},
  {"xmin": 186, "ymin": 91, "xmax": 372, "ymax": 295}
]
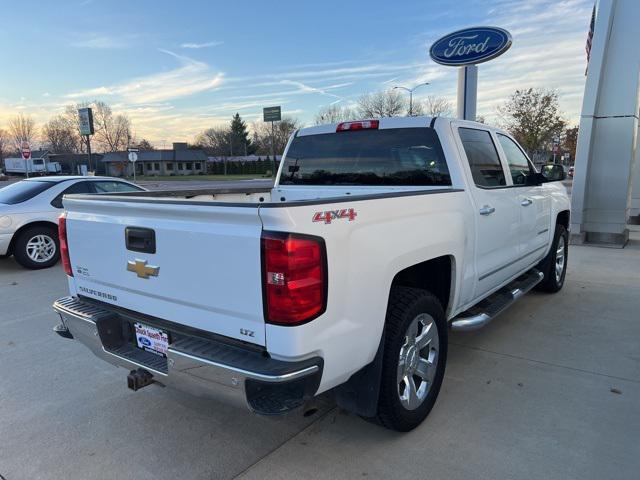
[
  {"xmin": 128, "ymin": 151, "xmax": 138, "ymax": 162},
  {"xmin": 78, "ymin": 108, "xmax": 94, "ymax": 136},
  {"xmin": 21, "ymin": 142, "xmax": 31, "ymax": 160},
  {"xmin": 429, "ymin": 26, "xmax": 512, "ymax": 66},
  {"xmin": 263, "ymin": 106, "xmax": 281, "ymax": 122}
]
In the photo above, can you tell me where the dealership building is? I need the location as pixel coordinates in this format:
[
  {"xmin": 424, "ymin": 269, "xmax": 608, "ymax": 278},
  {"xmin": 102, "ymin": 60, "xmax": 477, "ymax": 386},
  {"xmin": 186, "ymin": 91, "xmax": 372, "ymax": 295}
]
[{"xmin": 102, "ymin": 142, "xmax": 207, "ymax": 177}]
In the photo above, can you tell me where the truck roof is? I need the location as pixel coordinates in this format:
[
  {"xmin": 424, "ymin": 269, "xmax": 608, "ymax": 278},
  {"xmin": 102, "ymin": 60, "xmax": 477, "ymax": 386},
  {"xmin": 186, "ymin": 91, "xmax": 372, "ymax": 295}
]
[{"xmin": 295, "ymin": 115, "xmax": 497, "ymax": 137}]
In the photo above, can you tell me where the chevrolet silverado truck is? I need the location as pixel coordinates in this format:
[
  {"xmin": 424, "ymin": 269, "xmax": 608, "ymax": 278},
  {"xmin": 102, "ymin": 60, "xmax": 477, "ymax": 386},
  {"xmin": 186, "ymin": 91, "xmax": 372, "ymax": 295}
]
[{"xmin": 52, "ymin": 116, "xmax": 570, "ymax": 431}]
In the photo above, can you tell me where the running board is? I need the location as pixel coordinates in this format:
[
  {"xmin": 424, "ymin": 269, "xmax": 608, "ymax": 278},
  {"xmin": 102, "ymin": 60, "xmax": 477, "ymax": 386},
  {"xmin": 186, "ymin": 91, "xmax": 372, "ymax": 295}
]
[{"xmin": 451, "ymin": 269, "xmax": 544, "ymax": 331}]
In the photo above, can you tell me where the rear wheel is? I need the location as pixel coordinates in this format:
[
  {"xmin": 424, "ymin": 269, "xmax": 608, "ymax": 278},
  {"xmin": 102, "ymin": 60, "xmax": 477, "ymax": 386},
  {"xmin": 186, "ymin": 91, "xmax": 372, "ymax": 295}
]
[
  {"xmin": 536, "ymin": 224, "xmax": 568, "ymax": 292},
  {"xmin": 375, "ymin": 287, "xmax": 448, "ymax": 431},
  {"xmin": 13, "ymin": 226, "xmax": 60, "ymax": 269}
]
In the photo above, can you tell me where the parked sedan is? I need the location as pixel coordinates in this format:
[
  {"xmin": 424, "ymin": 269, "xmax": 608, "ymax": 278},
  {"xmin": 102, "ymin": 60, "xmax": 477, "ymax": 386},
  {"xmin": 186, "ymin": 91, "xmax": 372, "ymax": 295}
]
[{"xmin": 0, "ymin": 176, "xmax": 144, "ymax": 269}]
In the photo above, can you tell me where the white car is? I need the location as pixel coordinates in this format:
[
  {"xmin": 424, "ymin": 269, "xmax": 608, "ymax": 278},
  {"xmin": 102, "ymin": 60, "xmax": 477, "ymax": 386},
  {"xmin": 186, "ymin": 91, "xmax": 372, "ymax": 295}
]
[
  {"xmin": 0, "ymin": 176, "xmax": 144, "ymax": 269},
  {"xmin": 53, "ymin": 117, "xmax": 569, "ymax": 431}
]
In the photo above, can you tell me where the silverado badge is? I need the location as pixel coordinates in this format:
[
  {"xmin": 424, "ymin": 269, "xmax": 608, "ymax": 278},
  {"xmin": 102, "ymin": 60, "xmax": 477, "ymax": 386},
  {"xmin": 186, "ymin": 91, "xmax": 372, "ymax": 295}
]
[{"xmin": 127, "ymin": 259, "xmax": 159, "ymax": 279}]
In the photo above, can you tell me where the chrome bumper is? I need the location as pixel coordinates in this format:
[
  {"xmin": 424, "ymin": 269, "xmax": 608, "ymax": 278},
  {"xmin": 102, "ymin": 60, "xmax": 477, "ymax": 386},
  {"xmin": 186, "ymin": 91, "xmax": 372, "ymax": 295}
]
[{"xmin": 53, "ymin": 296, "xmax": 322, "ymax": 414}]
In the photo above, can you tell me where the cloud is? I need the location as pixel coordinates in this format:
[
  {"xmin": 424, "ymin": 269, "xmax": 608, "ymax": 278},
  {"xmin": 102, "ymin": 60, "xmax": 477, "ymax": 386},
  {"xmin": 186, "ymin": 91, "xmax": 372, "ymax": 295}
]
[
  {"xmin": 180, "ymin": 41, "xmax": 224, "ymax": 49},
  {"xmin": 65, "ymin": 49, "xmax": 224, "ymax": 104},
  {"xmin": 70, "ymin": 34, "xmax": 132, "ymax": 49}
]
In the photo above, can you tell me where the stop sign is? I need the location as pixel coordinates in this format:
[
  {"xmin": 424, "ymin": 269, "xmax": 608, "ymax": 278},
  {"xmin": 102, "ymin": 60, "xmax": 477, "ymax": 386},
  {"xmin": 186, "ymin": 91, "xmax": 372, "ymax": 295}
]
[{"xmin": 21, "ymin": 142, "xmax": 31, "ymax": 160}]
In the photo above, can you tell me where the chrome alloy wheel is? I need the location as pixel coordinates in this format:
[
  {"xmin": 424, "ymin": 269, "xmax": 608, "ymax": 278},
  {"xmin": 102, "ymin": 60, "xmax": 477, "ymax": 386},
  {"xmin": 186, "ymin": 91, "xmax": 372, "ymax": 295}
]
[
  {"xmin": 26, "ymin": 234, "xmax": 56, "ymax": 263},
  {"xmin": 397, "ymin": 313, "xmax": 439, "ymax": 410},
  {"xmin": 555, "ymin": 234, "xmax": 566, "ymax": 283}
]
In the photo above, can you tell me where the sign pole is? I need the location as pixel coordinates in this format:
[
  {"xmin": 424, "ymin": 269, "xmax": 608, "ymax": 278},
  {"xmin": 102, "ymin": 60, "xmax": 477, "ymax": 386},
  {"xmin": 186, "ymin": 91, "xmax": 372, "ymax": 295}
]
[
  {"xmin": 263, "ymin": 106, "xmax": 281, "ymax": 179},
  {"xmin": 456, "ymin": 65, "xmax": 478, "ymax": 121},
  {"xmin": 270, "ymin": 120, "xmax": 276, "ymax": 178},
  {"xmin": 86, "ymin": 135, "xmax": 93, "ymax": 173}
]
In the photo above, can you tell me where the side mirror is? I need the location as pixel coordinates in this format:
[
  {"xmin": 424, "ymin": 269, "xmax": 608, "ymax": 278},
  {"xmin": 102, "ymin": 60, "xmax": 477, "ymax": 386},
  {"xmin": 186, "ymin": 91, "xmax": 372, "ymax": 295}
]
[
  {"xmin": 526, "ymin": 172, "xmax": 545, "ymax": 186},
  {"xmin": 541, "ymin": 164, "xmax": 566, "ymax": 182}
]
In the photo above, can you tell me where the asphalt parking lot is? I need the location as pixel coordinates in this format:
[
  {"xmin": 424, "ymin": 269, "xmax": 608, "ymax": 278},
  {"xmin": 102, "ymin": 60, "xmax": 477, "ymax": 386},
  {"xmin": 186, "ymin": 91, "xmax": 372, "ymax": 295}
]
[{"xmin": 1, "ymin": 234, "xmax": 639, "ymax": 480}]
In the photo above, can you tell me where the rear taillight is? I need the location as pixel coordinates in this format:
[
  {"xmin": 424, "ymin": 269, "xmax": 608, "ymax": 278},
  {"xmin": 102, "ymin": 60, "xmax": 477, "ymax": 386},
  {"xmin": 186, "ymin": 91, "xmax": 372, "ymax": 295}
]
[
  {"xmin": 261, "ymin": 232, "xmax": 326, "ymax": 326},
  {"xmin": 336, "ymin": 120, "xmax": 379, "ymax": 132},
  {"xmin": 58, "ymin": 213, "xmax": 72, "ymax": 276}
]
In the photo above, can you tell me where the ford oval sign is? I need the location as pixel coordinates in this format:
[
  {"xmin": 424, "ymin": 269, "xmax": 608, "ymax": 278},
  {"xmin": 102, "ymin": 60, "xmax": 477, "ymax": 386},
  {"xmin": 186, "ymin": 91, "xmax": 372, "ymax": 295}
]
[{"xmin": 430, "ymin": 26, "xmax": 512, "ymax": 66}]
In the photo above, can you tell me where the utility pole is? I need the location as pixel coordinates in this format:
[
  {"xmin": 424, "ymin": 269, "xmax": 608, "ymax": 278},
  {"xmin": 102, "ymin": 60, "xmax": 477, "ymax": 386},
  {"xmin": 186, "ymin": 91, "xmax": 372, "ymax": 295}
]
[{"xmin": 393, "ymin": 83, "xmax": 430, "ymax": 116}]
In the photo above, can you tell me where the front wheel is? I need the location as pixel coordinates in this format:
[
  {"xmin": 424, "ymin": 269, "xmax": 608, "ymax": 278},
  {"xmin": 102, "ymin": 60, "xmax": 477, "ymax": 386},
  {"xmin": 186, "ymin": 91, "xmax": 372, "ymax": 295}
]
[
  {"xmin": 13, "ymin": 226, "xmax": 60, "ymax": 269},
  {"xmin": 536, "ymin": 224, "xmax": 568, "ymax": 293},
  {"xmin": 375, "ymin": 287, "xmax": 448, "ymax": 431}
]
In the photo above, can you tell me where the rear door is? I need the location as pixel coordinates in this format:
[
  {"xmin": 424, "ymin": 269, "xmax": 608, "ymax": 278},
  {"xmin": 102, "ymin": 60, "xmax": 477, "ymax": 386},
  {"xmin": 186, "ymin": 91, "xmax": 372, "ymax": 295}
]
[
  {"xmin": 64, "ymin": 197, "xmax": 266, "ymax": 346},
  {"xmin": 454, "ymin": 124, "xmax": 520, "ymax": 299},
  {"xmin": 495, "ymin": 133, "xmax": 551, "ymax": 262}
]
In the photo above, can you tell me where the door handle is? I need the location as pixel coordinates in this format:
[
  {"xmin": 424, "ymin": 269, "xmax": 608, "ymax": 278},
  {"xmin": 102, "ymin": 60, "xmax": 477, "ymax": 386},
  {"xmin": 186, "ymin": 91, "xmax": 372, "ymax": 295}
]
[
  {"xmin": 479, "ymin": 205, "xmax": 495, "ymax": 216},
  {"xmin": 521, "ymin": 198, "xmax": 533, "ymax": 207}
]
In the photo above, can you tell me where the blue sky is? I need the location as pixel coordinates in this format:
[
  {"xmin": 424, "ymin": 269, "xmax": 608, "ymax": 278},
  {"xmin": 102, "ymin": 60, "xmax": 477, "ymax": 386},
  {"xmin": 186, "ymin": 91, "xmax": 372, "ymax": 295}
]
[{"xmin": 0, "ymin": 0, "xmax": 593, "ymax": 145}]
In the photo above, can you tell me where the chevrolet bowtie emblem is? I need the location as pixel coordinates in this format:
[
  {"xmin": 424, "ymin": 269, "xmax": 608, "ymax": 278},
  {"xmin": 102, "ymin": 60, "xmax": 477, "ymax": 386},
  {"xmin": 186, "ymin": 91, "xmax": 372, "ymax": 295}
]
[{"xmin": 127, "ymin": 259, "xmax": 159, "ymax": 279}]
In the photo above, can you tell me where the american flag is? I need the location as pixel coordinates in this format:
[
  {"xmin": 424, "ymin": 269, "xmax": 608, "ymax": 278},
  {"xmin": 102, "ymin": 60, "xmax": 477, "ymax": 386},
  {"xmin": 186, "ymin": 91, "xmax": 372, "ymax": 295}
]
[{"xmin": 585, "ymin": 4, "xmax": 596, "ymax": 75}]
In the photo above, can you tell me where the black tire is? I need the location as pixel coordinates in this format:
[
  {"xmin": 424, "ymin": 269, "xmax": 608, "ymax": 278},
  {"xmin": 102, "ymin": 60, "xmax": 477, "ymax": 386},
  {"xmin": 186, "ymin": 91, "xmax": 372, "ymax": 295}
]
[
  {"xmin": 375, "ymin": 287, "xmax": 448, "ymax": 431},
  {"xmin": 536, "ymin": 224, "xmax": 568, "ymax": 293},
  {"xmin": 13, "ymin": 225, "xmax": 60, "ymax": 270}
]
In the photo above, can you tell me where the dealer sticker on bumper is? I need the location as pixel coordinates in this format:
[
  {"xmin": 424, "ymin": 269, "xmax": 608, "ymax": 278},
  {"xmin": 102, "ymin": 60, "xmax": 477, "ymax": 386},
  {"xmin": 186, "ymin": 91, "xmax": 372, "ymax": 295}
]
[{"xmin": 134, "ymin": 322, "xmax": 169, "ymax": 357}]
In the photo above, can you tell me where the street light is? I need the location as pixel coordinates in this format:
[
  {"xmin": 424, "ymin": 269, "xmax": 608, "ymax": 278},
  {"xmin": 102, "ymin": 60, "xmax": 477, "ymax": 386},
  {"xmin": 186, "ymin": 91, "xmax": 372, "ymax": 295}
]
[{"xmin": 393, "ymin": 83, "xmax": 430, "ymax": 116}]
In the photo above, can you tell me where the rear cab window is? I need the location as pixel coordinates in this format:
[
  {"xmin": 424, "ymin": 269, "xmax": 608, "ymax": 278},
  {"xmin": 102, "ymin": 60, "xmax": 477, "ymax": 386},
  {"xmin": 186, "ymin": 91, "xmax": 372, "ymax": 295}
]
[
  {"xmin": 280, "ymin": 127, "xmax": 451, "ymax": 187},
  {"xmin": 458, "ymin": 128, "xmax": 507, "ymax": 188},
  {"xmin": 0, "ymin": 180, "xmax": 56, "ymax": 205}
]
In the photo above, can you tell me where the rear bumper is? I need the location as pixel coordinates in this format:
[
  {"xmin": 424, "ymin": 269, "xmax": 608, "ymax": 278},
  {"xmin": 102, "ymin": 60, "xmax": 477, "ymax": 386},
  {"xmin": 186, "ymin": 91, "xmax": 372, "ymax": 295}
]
[{"xmin": 53, "ymin": 296, "xmax": 322, "ymax": 414}]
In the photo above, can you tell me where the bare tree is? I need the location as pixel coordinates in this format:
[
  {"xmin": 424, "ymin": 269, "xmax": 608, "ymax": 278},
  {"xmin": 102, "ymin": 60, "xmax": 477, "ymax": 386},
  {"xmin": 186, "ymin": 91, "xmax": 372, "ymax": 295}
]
[
  {"xmin": 42, "ymin": 116, "xmax": 79, "ymax": 153},
  {"xmin": 8, "ymin": 113, "xmax": 36, "ymax": 151},
  {"xmin": 497, "ymin": 88, "xmax": 566, "ymax": 157},
  {"xmin": 413, "ymin": 96, "xmax": 453, "ymax": 117},
  {"xmin": 314, "ymin": 104, "xmax": 357, "ymax": 125},
  {"xmin": 357, "ymin": 90, "xmax": 406, "ymax": 118},
  {"xmin": 196, "ymin": 126, "xmax": 232, "ymax": 156},
  {"xmin": 92, "ymin": 101, "xmax": 134, "ymax": 152},
  {"xmin": 0, "ymin": 128, "xmax": 8, "ymax": 161},
  {"xmin": 251, "ymin": 117, "xmax": 301, "ymax": 155}
]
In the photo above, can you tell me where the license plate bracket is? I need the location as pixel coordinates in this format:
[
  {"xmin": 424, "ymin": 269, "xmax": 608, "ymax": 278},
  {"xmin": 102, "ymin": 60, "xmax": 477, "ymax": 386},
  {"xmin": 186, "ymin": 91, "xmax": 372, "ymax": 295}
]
[{"xmin": 134, "ymin": 322, "xmax": 169, "ymax": 357}]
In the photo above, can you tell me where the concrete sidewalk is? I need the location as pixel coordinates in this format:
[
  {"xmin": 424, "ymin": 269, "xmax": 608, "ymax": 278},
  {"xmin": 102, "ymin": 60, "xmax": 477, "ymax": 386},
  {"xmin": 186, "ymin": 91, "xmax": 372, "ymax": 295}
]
[{"xmin": 0, "ymin": 234, "xmax": 638, "ymax": 480}]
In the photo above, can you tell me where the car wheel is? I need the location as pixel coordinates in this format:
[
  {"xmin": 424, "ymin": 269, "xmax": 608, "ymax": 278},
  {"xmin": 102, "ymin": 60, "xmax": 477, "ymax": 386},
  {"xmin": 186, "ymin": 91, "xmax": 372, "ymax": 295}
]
[
  {"xmin": 536, "ymin": 224, "xmax": 568, "ymax": 293},
  {"xmin": 375, "ymin": 287, "xmax": 448, "ymax": 431},
  {"xmin": 13, "ymin": 226, "xmax": 60, "ymax": 269}
]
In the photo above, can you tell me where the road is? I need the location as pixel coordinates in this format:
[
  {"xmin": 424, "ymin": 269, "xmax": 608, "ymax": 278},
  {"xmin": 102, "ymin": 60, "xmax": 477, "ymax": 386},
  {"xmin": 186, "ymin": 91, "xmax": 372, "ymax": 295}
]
[{"xmin": 1, "ymin": 231, "xmax": 638, "ymax": 479}]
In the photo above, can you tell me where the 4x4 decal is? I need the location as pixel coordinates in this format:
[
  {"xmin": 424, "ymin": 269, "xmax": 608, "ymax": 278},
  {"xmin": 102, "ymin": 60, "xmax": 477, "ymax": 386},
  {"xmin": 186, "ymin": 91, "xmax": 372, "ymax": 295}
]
[{"xmin": 312, "ymin": 208, "xmax": 357, "ymax": 224}]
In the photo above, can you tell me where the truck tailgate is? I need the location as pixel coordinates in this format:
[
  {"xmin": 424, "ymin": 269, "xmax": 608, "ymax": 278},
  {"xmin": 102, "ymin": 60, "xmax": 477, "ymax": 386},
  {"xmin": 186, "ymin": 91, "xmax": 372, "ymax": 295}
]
[{"xmin": 63, "ymin": 197, "xmax": 266, "ymax": 346}]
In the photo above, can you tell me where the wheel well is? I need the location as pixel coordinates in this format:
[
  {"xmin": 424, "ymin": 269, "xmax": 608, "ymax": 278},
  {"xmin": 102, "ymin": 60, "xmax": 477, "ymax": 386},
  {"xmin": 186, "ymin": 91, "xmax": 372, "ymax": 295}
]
[
  {"xmin": 391, "ymin": 255, "xmax": 453, "ymax": 312},
  {"xmin": 557, "ymin": 210, "xmax": 570, "ymax": 229},
  {"xmin": 7, "ymin": 221, "xmax": 58, "ymax": 255}
]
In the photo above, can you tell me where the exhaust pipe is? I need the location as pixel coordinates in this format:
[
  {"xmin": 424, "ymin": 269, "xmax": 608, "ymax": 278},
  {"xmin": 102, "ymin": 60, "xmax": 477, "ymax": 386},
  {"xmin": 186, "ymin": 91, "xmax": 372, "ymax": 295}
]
[{"xmin": 127, "ymin": 368, "xmax": 154, "ymax": 391}]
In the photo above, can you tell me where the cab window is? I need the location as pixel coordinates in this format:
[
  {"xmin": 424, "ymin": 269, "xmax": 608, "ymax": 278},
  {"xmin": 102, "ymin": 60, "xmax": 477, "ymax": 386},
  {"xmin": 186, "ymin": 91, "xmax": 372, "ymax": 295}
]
[
  {"xmin": 458, "ymin": 128, "xmax": 506, "ymax": 188},
  {"xmin": 497, "ymin": 134, "xmax": 535, "ymax": 185}
]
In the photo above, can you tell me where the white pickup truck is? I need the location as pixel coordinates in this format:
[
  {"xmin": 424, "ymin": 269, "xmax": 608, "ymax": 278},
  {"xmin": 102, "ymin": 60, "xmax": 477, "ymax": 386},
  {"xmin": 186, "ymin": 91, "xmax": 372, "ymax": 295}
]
[{"xmin": 53, "ymin": 116, "xmax": 570, "ymax": 431}]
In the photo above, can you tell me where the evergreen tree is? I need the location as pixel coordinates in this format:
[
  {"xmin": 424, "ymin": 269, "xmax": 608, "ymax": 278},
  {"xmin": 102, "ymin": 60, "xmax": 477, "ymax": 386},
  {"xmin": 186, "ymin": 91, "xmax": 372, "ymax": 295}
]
[{"xmin": 229, "ymin": 113, "xmax": 256, "ymax": 155}]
